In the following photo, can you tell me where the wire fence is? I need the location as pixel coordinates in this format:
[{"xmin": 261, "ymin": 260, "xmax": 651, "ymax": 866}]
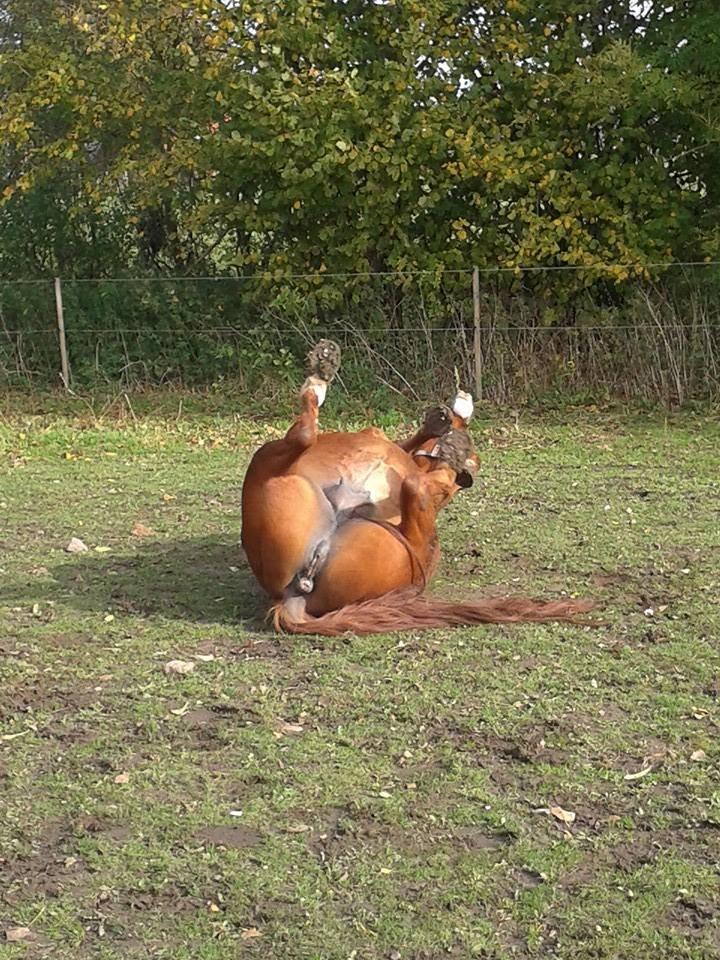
[
  {"xmin": 1, "ymin": 263, "xmax": 720, "ymax": 405},
  {"xmin": 2, "ymin": 259, "xmax": 720, "ymax": 283}
]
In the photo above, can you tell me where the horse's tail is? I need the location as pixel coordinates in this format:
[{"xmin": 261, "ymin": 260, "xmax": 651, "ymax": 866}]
[{"xmin": 271, "ymin": 589, "xmax": 595, "ymax": 637}]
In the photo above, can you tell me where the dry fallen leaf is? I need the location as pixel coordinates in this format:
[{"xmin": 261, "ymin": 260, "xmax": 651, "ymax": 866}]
[
  {"xmin": 0, "ymin": 730, "xmax": 29, "ymax": 742},
  {"xmin": 241, "ymin": 927, "xmax": 262, "ymax": 940},
  {"xmin": 66, "ymin": 537, "xmax": 88, "ymax": 554},
  {"xmin": 549, "ymin": 805, "xmax": 576, "ymax": 825},
  {"xmin": 114, "ymin": 772, "xmax": 130, "ymax": 784},
  {"xmin": 132, "ymin": 521, "xmax": 154, "ymax": 538},
  {"xmin": 164, "ymin": 660, "xmax": 195, "ymax": 675},
  {"xmin": 690, "ymin": 750, "xmax": 707, "ymax": 762},
  {"xmin": 285, "ymin": 823, "xmax": 310, "ymax": 833},
  {"xmin": 193, "ymin": 653, "xmax": 215, "ymax": 662},
  {"xmin": 275, "ymin": 721, "xmax": 303, "ymax": 736},
  {"xmin": 5, "ymin": 927, "xmax": 32, "ymax": 943},
  {"xmin": 624, "ymin": 765, "xmax": 653, "ymax": 781},
  {"xmin": 170, "ymin": 702, "xmax": 191, "ymax": 717}
]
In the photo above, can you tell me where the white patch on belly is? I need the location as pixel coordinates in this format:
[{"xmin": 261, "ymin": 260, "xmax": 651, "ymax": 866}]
[
  {"xmin": 349, "ymin": 458, "xmax": 392, "ymax": 503},
  {"xmin": 327, "ymin": 458, "xmax": 397, "ymax": 515}
]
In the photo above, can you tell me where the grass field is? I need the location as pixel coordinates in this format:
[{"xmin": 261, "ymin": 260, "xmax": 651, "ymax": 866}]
[{"xmin": 1, "ymin": 394, "xmax": 719, "ymax": 959}]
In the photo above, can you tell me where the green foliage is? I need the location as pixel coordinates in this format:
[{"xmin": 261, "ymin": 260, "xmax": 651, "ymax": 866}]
[
  {"xmin": 646, "ymin": 0, "xmax": 720, "ymax": 261},
  {"xmin": 2, "ymin": 2, "xmax": 718, "ymax": 280},
  {"xmin": 1, "ymin": 2, "xmax": 719, "ymax": 394}
]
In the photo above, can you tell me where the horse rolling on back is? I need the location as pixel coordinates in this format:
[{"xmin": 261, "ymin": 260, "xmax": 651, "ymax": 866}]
[{"xmin": 240, "ymin": 341, "xmax": 593, "ymax": 636}]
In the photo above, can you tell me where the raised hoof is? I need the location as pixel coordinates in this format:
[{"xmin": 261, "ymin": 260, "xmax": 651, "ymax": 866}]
[
  {"xmin": 307, "ymin": 340, "xmax": 341, "ymax": 382},
  {"xmin": 422, "ymin": 404, "xmax": 453, "ymax": 439}
]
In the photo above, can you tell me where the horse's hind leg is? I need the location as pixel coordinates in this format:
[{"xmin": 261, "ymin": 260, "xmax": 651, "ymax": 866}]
[
  {"xmin": 244, "ymin": 340, "xmax": 341, "ymax": 481},
  {"xmin": 395, "ymin": 472, "xmax": 454, "ymax": 583},
  {"xmin": 241, "ymin": 342, "xmax": 341, "ymax": 597}
]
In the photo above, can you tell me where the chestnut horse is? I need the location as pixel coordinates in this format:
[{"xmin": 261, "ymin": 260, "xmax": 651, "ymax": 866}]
[{"xmin": 241, "ymin": 342, "xmax": 592, "ymax": 636}]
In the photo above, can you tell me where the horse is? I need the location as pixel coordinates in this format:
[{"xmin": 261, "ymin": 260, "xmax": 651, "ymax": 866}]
[{"xmin": 241, "ymin": 341, "xmax": 593, "ymax": 636}]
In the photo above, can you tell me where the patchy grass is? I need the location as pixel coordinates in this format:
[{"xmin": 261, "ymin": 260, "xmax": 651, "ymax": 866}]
[{"xmin": 1, "ymin": 396, "xmax": 719, "ymax": 959}]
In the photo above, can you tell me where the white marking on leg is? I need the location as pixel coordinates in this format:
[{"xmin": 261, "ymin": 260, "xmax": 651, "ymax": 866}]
[
  {"xmin": 310, "ymin": 382, "xmax": 327, "ymax": 407},
  {"xmin": 452, "ymin": 390, "xmax": 474, "ymax": 422},
  {"xmin": 301, "ymin": 376, "xmax": 327, "ymax": 407}
]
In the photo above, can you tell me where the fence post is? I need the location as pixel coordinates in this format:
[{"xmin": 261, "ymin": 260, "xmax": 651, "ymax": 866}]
[
  {"xmin": 54, "ymin": 276, "xmax": 70, "ymax": 390},
  {"xmin": 472, "ymin": 266, "xmax": 482, "ymax": 401}
]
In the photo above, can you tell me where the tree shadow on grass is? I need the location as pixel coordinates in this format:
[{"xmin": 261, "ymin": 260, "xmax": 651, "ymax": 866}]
[{"xmin": 6, "ymin": 537, "xmax": 269, "ymax": 628}]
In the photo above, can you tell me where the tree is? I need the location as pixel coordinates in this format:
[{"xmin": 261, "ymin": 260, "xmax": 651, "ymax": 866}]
[{"xmin": 0, "ymin": 0, "xmax": 717, "ymax": 287}]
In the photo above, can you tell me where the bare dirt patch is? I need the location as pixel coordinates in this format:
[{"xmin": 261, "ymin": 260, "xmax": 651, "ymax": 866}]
[
  {"xmin": 590, "ymin": 570, "xmax": 637, "ymax": 589},
  {"xmin": 2, "ymin": 818, "xmax": 94, "ymax": 905},
  {"xmin": 105, "ymin": 884, "xmax": 202, "ymax": 917},
  {"xmin": 1, "ymin": 680, "xmax": 98, "ymax": 721},
  {"xmin": 664, "ymin": 895, "xmax": 720, "ymax": 945},
  {"xmin": 231, "ymin": 637, "xmax": 289, "ymax": 660},
  {"xmin": 194, "ymin": 825, "xmax": 262, "ymax": 849},
  {"xmin": 74, "ymin": 816, "xmax": 131, "ymax": 843}
]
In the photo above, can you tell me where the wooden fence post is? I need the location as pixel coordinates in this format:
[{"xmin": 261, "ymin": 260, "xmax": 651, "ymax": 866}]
[
  {"xmin": 54, "ymin": 276, "xmax": 70, "ymax": 390},
  {"xmin": 472, "ymin": 266, "xmax": 482, "ymax": 401}
]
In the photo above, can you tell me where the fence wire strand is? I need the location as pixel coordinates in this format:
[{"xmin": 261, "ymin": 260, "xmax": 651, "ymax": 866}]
[
  {"xmin": 3, "ymin": 323, "xmax": 718, "ymax": 336},
  {"xmin": 1, "ymin": 259, "xmax": 720, "ymax": 284}
]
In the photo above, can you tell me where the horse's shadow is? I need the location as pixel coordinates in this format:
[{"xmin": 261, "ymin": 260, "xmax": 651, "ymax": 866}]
[{"xmin": 8, "ymin": 537, "xmax": 268, "ymax": 628}]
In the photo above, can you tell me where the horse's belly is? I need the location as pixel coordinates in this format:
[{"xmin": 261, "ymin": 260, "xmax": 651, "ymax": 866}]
[{"xmin": 292, "ymin": 430, "xmax": 414, "ymax": 519}]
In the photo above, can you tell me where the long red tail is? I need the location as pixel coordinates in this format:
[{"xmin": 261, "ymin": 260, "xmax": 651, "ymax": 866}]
[{"xmin": 272, "ymin": 589, "xmax": 595, "ymax": 637}]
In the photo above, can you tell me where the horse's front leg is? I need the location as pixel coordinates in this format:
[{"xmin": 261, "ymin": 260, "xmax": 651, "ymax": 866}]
[
  {"xmin": 397, "ymin": 403, "xmax": 453, "ymax": 454},
  {"xmin": 397, "ymin": 390, "xmax": 475, "ymax": 455}
]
